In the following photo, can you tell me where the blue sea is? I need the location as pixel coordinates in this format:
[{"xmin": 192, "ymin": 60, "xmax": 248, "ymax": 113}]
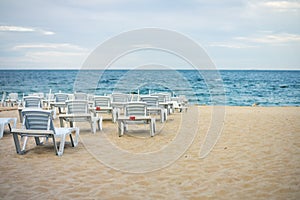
[{"xmin": 0, "ymin": 70, "xmax": 299, "ymax": 106}]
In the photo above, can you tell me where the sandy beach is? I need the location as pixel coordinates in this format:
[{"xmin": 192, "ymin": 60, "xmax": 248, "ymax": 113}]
[{"xmin": 0, "ymin": 106, "xmax": 299, "ymax": 199}]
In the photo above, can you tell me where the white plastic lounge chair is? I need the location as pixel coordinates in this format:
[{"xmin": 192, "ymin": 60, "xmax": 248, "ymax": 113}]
[
  {"xmin": 111, "ymin": 93, "xmax": 131, "ymax": 120},
  {"xmin": 74, "ymin": 93, "xmax": 94, "ymax": 107},
  {"xmin": 111, "ymin": 93, "xmax": 131, "ymax": 108},
  {"xmin": 55, "ymin": 93, "xmax": 69, "ymax": 102},
  {"xmin": 87, "ymin": 94, "xmax": 95, "ymax": 102},
  {"xmin": 30, "ymin": 92, "xmax": 44, "ymax": 99},
  {"xmin": 5, "ymin": 93, "xmax": 19, "ymax": 107},
  {"xmin": 179, "ymin": 95, "xmax": 189, "ymax": 106},
  {"xmin": 151, "ymin": 93, "xmax": 173, "ymax": 114},
  {"xmin": 1, "ymin": 92, "xmax": 6, "ymax": 107},
  {"xmin": 11, "ymin": 109, "xmax": 79, "ymax": 156},
  {"xmin": 29, "ymin": 92, "xmax": 47, "ymax": 107},
  {"xmin": 43, "ymin": 93, "xmax": 55, "ymax": 109},
  {"xmin": 117, "ymin": 102, "xmax": 156, "ymax": 137},
  {"xmin": 94, "ymin": 96, "xmax": 111, "ymax": 108},
  {"xmin": 171, "ymin": 96, "xmax": 188, "ymax": 112},
  {"xmin": 50, "ymin": 93, "xmax": 69, "ymax": 114},
  {"xmin": 140, "ymin": 96, "xmax": 167, "ymax": 123},
  {"xmin": 18, "ymin": 96, "xmax": 43, "ymax": 123},
  {"xmin": 0, "ymin": 118, "xmax": 17, "ymax": 139},
  {"xmin": 111, "ymin": 93, "xmax": 131, "ymax": 102},
  {"xmin": 59, "ymin": 100, "xmax": 102, "ymax": 133},
  {"xmin": 74, "ymin": 92, "xmax": 88, "ymax": 100},
  {"xmin": 92, "ymin": 96, "xmax": 116, "ymax": 122},
  {"xmin": 23, "ymin": 96, "xmax": 42, "ymax": 108}
]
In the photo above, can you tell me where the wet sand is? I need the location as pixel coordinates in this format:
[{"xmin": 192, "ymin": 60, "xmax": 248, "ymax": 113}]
[{"xmin": 0, "ymin": 106, "xmax": 299, "ymax": 199}]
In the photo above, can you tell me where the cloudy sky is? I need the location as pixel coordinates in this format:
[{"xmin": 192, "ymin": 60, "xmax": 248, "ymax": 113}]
[{"xmin": 0, "ymin": 0, "xmax": 299, "ymax": 70}]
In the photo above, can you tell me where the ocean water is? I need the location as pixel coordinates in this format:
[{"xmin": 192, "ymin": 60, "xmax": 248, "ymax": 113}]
[{"xmin": 0, "ymin": 70, "xmax": 299, "ymax": 106}]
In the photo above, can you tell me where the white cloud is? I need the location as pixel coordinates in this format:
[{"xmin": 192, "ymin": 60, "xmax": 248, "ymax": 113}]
[
  {"xmin": 0, "ymin": 25, "xmax": 55, "ymax": 35},
  {"xmin": 26, "ymin": 51, "xmax": 86, "ymax": 58},
  {"xmin": 13, "ymin": 43, "xmax": 88, "ymax": 51},
  {"xmin": 39, "ymin": 30, "xmax": 55, "ymax": 35},
  {"xmin": 4, "ymin": 42, "xmax": 90, "ymax": 69},
  {"xmin": 0, "ymin": 50, "xmax": 89, "ymax": 69},
  {"xmin": 0, "ymin": 25, "xmax": 34, "ymax": 32},
  {"xmin": 261, "ymin": 1, "xmax": 300, "ymax": 11},
  {"xmin": 208, "ymin": 31, "xmax": 300, "ymax": 50},
  {"xmin": 246, "ymin": 0, "xmax": 300, "ymax": 14},
  {"xmin": 208, "ymin": 42, "xmax": 258, "ymax": 49},
  {"xmin": 65, "ymin": 0, "xmax": 139, "ymax": 6},
  {"xmin": 235, "ymin": 33, "xmax": 300, "ymax": 44}
]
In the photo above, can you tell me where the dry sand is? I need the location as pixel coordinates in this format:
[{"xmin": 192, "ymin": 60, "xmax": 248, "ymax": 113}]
[{"xmin": 0, "ymin": 106, "xmax": 299, "ymax": 199}]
